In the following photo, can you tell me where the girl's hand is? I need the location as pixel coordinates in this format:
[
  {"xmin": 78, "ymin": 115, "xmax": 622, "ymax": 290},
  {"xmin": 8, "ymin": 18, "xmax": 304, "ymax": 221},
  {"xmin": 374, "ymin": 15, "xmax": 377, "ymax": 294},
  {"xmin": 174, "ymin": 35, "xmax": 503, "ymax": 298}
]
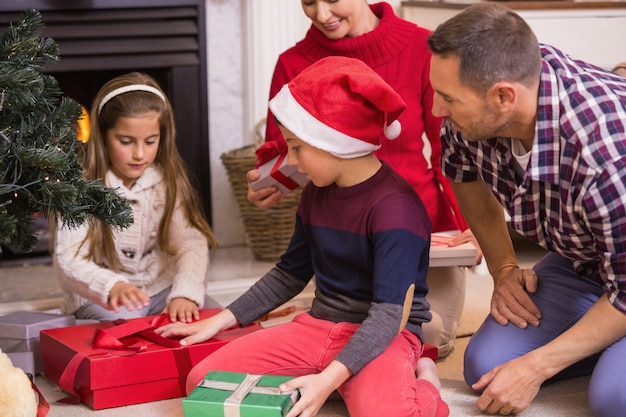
[
  {"xmin": 109, "ymin": 282, "xmax": 150, "ymax": 312},
  {"xmin": 154, "ymin": 308, "xmax": 238, "ymax": 346},
  {"xmin": 165, "ymin": 297, "xmax": 200, "ymax": 323},
  {"xmin": 281, "ymin": 361, "xmax": 351, "ymax": 417}
]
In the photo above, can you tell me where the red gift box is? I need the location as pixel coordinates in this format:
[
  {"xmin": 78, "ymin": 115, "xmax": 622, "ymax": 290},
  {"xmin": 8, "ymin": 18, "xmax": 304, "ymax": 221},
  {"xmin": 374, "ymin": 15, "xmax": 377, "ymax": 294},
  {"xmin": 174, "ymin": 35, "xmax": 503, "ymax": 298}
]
[{"xmin": 40, "ymin": 309, "xmax": 261, "ymax": 410}]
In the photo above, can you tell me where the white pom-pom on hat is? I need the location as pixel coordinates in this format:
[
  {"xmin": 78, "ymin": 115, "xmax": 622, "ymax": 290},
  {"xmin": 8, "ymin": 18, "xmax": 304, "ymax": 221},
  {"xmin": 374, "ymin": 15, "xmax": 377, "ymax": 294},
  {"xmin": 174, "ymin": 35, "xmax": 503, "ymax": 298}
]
[{"xmin": 384, "ymin": 119, "xmax": 402, "ymax": 140}]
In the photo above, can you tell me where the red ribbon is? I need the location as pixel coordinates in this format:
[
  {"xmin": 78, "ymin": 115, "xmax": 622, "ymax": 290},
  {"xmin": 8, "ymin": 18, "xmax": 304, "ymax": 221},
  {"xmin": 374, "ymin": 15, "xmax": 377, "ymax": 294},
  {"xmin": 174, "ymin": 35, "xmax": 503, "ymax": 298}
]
[
  {"xmin": 255, "ymin": 140, "xmax": 286, "ymax": 167},
  {"xmin": 269, "ymin": 152, "xmax": 300, "ymax": 191},
  {"xmin": 57, "ymin": 313, "xmax": 184, "ymax": 401},
  {"xmin": 92, "ymin": 314, "xmax": 181, "ymax": 350},
  {"xmin": 31, "ymin": 380, "xmax": 50, "ymax": 417}
]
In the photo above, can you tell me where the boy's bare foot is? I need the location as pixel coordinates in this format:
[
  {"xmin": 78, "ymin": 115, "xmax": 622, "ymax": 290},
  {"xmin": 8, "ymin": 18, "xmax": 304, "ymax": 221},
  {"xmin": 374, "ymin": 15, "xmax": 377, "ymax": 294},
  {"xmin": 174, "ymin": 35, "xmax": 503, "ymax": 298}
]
[{"xmin": 416, "ymin": 357, "xmax": 441, "ymax": 390}]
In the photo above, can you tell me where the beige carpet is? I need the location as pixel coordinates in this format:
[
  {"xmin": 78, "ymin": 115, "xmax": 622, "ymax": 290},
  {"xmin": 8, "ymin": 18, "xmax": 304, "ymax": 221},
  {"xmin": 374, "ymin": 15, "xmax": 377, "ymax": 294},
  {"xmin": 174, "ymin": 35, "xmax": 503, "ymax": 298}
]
[
  {"xmin": 33, "ymin": 244, "xmax": 595, "ymax": 416},
  {"xmin": 35, "ymin": 338, "xmax": 592, "ymax": 417}
]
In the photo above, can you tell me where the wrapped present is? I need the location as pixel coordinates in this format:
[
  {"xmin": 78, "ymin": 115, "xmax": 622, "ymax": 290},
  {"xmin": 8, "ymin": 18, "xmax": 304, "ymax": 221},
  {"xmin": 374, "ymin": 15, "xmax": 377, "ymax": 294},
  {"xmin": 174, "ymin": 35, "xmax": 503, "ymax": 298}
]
[
  {"xmin": 0, "ymin": 311, "xmax": 75, "ymax": 374},
  {"xmin": 7, "ymin": 351, "xmax": 35, "ymax": 379},
  {"xmin": 183, "ymin": 371, "xmax": 299, "ymax": 417},
  {"xmin": 0, "ymin": 335, "xmax": 42, "ymax": 376},
  {"xmin": 429, "ymin": 232, "xmax": 478, "ymax": 267},
  {"xmin": 40, "ymin": 309, "xmax": 262, "ymax": 410},
  {"xmin": 0, "ymin": 337, "xmax": 39, "ymax": 352},
  {"xmin": 250, "ymin": 152, "xmax": 308, "ymax": 195},
  {"xmin": 0, "ymin": 311, "xmax": 75, "ymax": 340}
]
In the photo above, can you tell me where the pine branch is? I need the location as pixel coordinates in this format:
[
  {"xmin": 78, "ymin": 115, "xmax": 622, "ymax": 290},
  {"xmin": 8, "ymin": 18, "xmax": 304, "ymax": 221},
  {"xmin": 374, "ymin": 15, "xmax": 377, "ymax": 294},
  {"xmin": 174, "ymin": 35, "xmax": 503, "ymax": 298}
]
[{"xmin": 0, "ymin": 9, "xmax": 132, "ymax": 252}]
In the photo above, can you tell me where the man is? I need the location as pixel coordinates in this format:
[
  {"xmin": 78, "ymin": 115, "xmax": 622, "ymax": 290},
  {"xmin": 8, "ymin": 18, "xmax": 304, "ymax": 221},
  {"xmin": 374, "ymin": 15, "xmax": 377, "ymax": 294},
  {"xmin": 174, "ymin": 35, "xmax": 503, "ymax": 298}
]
[{"xmin": 427, "ymin": 3, "xmax": 626, "ymax": 417}]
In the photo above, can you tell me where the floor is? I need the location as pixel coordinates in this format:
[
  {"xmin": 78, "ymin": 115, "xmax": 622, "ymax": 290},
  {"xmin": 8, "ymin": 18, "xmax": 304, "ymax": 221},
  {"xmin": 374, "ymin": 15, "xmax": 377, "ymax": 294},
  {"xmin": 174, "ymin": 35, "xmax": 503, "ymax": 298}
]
[
  {"xmin": 0, "ymin": 245, "xmax": 281, "ymax": 315},
  {"xmin": 2, "ymin": 236, "xmax": 595, "ymax": 417},
  {"xmin": 0, "ymin": 232, "xmax": 546, "ymax": 315}
]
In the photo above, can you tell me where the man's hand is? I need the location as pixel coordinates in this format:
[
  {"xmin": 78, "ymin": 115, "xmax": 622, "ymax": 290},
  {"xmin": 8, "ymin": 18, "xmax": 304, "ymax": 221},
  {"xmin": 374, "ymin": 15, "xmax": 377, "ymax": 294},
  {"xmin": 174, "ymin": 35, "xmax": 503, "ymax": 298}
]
[
  {"xmin": 108, "ymin": 282, "xmax": 150, "ymax": 312},
  {"xmin": 246, "ymin": 168, "xmax": 283, "ymax": 208},
  {"xmin": 491, "ymin": 266, "xmax": 541, "ymax": 328},
  {"xmin": 473, "ymin": 353, "xmax": 546, "ymax": 415},
  {"xmin": 473, "ymin": 296, "xmax": 626, "ymax": 415},
  {"xmin": 165, "ymin": 297, "xmax": 200, "ymax": 323}
]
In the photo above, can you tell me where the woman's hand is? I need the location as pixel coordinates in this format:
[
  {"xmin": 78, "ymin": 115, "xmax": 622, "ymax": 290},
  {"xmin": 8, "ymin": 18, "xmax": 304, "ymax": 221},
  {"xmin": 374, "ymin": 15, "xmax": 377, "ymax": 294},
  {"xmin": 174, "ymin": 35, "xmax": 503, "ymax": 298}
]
[
  {"xmin": 154, "ymin": 308, "xmax": 238, "ymax": 346},
  {"xmin": 165, "ymin": 297, "xmax": 200, "ymax": 323},
  {"xmin": 108, "ymin": 282, "xmax": 150, "ymax": 312},
  {"xmin": 447, "ymin": 228, "xmax": 484, "ymax": 264},
  {"xmin": 246, "ymin": 168, "xmax": 284, "ymax": 208}
]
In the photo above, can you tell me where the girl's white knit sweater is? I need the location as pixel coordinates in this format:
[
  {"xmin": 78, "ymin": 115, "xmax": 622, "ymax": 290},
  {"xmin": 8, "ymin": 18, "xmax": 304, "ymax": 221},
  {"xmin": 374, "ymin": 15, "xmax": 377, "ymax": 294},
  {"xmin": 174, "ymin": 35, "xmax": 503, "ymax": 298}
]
[{"xmin": 54, "ymin": 165, "xmax": 210, "ymax": 314}]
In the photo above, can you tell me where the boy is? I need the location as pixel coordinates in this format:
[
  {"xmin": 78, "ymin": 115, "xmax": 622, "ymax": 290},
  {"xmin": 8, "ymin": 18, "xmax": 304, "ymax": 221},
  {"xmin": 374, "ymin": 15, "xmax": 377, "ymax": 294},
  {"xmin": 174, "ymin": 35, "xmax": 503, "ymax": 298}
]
[{"xmin": 156, "ymin": 56, "xmax": 448, "ymax": 417}]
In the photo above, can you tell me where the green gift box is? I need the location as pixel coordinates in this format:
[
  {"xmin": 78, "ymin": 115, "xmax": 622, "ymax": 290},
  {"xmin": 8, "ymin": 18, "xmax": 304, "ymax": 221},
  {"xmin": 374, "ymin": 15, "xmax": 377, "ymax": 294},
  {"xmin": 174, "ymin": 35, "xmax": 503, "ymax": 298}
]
[{"xmin": 183, "ymin": 371, "xmax": 299, "ymax": 417}]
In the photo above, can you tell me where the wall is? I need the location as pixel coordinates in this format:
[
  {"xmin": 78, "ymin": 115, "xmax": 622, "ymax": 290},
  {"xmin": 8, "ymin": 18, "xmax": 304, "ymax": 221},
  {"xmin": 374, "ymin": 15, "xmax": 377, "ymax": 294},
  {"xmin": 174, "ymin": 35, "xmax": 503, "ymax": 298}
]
[
  {"xmin": 402, "ymin": 3, "xmax": 626, "ymax": 70},
  {"xmin": 208, "ymin": 0, "xmax": 622, "ymax": 248},
  {"xmin": 206, "ymin": 0, "xmax": 246, "ymax": 246}
]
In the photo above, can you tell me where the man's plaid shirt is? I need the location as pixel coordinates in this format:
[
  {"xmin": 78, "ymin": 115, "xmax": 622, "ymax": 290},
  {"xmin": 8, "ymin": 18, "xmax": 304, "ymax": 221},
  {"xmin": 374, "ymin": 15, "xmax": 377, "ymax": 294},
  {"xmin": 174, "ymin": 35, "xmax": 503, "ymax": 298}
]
[{"xmin": 442, "ymin": 45, "xmax": 626, "ymax": 312}]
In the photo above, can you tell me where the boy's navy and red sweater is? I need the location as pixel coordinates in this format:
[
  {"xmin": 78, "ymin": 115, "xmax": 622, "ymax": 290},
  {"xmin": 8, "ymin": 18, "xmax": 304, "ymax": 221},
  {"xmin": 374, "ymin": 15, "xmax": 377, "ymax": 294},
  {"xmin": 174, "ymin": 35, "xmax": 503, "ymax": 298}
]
[{"xmin": 229, "ymin": 162, "xmax": 432, "ymax": 374}]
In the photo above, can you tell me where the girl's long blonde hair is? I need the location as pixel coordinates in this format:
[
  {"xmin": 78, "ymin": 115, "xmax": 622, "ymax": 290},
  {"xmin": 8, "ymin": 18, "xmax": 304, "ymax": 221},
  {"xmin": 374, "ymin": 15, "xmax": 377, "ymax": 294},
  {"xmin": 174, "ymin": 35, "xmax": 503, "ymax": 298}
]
[{"xmin": 83, "ymin": 72, "xmax": 217, "ymax": 271}]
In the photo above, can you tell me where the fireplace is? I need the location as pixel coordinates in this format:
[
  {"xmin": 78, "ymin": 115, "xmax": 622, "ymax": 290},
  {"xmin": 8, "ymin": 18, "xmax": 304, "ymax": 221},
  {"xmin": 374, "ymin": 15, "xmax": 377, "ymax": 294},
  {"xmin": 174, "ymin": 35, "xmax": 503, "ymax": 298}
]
[{"xmin": 0, "ymin": 0, "xmax": 212, "ymax": 219}]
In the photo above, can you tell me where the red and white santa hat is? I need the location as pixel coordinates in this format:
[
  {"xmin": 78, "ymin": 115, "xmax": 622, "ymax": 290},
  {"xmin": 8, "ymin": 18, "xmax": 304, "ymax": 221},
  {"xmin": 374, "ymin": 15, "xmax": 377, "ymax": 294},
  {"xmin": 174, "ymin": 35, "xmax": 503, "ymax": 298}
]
[{"xmin": 269, "ymin": 56, "xmax": 406, "ymax": 159}]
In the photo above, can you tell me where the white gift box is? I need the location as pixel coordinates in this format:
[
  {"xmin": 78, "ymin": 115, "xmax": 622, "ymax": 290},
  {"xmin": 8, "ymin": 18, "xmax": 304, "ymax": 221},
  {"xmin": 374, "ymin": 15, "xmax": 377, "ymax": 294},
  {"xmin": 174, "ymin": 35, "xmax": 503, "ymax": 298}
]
[
  {"xmin": 429, "ymin": 231, "xmax": 478, "ymax": 267},
  {"xmin": 251, "ymin": 154, "xmax": 309, "ymax": 195}
]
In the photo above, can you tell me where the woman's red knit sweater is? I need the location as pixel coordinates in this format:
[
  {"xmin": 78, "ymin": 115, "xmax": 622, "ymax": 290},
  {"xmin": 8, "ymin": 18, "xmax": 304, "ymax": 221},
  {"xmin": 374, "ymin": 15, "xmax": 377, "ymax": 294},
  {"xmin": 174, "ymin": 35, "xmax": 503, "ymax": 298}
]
[{"xmin": 264, "ymin": 2, "xmax": 467, "ymax": 232}]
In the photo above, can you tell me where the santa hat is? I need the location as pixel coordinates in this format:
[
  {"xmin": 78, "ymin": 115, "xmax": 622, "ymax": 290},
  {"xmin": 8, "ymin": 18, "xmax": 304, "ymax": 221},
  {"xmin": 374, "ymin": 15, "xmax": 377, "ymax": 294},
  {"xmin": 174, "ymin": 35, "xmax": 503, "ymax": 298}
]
[{"xmin": 269, "ymin": 56, "xmax": 406, "ymax": 159}]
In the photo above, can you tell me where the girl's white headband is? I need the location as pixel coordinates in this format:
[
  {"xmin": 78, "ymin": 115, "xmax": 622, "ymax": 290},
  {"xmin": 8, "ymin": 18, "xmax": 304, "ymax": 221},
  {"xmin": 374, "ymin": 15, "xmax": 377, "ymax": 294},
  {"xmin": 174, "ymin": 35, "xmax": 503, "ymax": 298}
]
[{"xmin": 97, "ymin": 84, "xmax": 166, "ymax": 115}]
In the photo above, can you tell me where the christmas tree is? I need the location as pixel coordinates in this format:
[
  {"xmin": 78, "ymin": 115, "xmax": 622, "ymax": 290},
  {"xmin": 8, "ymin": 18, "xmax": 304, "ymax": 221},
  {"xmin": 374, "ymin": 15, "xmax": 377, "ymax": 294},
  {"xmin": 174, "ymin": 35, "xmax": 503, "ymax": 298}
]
[{"xmin": 0, "ymin": 10, "xmax": 132, "ymax": 253}]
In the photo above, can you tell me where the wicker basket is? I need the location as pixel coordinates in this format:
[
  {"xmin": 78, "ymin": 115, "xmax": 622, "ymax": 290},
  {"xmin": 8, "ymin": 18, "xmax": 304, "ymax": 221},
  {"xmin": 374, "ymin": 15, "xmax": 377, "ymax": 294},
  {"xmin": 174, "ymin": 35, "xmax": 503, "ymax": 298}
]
[{"xmin": 221, "ymin": 144, "xmax": 303, "ymax": 262}]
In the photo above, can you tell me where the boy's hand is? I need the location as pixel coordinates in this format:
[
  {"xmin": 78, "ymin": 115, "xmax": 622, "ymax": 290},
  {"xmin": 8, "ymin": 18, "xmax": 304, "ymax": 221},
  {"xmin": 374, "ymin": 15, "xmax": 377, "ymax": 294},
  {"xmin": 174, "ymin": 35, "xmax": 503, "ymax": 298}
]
[
  {"xmin": 155, "ymin": 308, "xmax": 238, "ymax": 347},
  {"xmin": 281, "ymin": 360, "xmax": 351, "ymax": 417},
  {"xmin": 165, "ymin": 297, "xmax": 200, "ymax": 323},
  {"xmin": 246, "ymin": 168, "xmax": 283, "ymax": 208},
  {"xmin": 108, "ymin": 282, "xmax": 150, "ymax": 312}
]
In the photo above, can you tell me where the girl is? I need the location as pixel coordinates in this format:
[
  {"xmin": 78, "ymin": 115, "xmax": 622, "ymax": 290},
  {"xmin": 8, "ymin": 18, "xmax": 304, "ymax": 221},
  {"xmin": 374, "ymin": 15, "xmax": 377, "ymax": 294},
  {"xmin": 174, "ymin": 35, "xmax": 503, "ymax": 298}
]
[{"xmin": 54, "ymin": 72, "xmax": 219, "ymax": 323}]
